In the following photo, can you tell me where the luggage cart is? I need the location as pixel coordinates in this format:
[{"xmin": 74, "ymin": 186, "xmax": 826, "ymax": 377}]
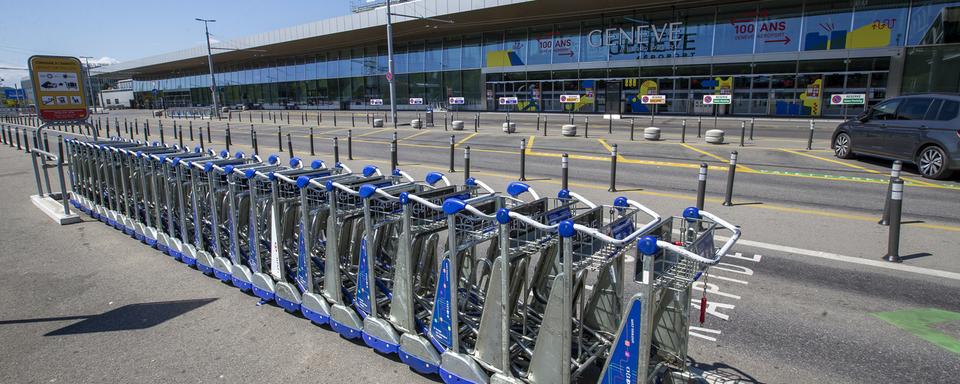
[
  {"xmin": 598, "ymin": 207, "xmax": 740, "ymax": 383},
  {"xmin": 161, "ymin": 147, "xmax": 214, "ymax": 260},
  {"xmin": 146, "ymin": 147, "xmax": 195, "ymax": 253},
  {"xmin": 225, "ymin": 154, "xmax": 286, "ymax": 290},
  {"xmin": 176, "ymin": 148, "xmax": 223, "ymax": 266},
  {"xmin": 264, "ymin": 159, "xmax": 344, "ymax": 311},
  {"xmin": 132, "ymin": 145, "xmax": 183, "ymax": 247},
  {"xmin": 324, "ymin": 166, "xmax": 411, "ymax": 338},
  {"xmin": 195, "ymin": 152, "xmax": 267, "ymax": 276}
]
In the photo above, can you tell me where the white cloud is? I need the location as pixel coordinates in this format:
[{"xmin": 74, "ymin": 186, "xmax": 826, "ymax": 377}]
[
  {"xmin": 208, "ymin": 37, "xmax": 220, "ymax": 44},
  {"xmin": 89, "ymin": 57, "xmax": 120, "ymax": 66}
]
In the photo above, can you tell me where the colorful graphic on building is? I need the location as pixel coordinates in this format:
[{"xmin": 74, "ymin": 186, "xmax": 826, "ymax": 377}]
[
  {"xmin": 800, "ymin": 78, "xmax": 823, "ymax": 116},
  {"xmin": 627, "ymin": 79, "xmax": 659, "ymax": 113},
  {"xmin": 804, "ymin": 15, "xmax": 902, "ymax": 50},
  {"xmin": 563, "ymin": 80, "xmax": 595, "ymax": 112}
]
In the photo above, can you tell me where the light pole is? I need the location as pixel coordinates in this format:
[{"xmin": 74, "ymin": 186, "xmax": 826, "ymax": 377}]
[
  {"xmin": 196, "ymin": 18, "xmax": 220, "ymax": 117},
  {"xmin": 383, "ymin": 1, "xmax": 453, "ymax": 126},
  {"xmin": 80, "ymin": 56, "xmax": 98, "ymax": 113}
]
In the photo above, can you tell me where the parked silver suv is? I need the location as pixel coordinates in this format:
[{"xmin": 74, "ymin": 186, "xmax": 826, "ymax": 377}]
[{"xmin": 832, "ymin": 94, "xmax": 960, "ymax": 179}]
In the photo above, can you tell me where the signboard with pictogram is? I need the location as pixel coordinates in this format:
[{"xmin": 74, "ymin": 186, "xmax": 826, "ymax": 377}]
[
  {"xmin": 448, "ymin": 97, "xmax": 465, "ymax": 105},
  {"xmin": 498, "ymin": 96, "xmax": 518, "ymax": 105},
  {"xmin": 702, "ymin": 94, "xmax": 732, "ymax": 105},
  {"xmin": 29, "ymin": 55, "xmax": 89, "ymax": 122},
  {"xmin": 641, "ymin": 95, "xmax": 666, "ymax": 104},
  {"xmin": 409, "ymin": 97, "xmax": 424, "ymax": 105},
  {"xmin": 369, "ymin": 98, "xmax": 384, "ymax": 106},
  {"xmin": 830, "ymin": 94, "xmax": 866, "ymax": 105},
  {"xmin": 560, "ymin": 94, "xmax": 581, "ymax": 103}
]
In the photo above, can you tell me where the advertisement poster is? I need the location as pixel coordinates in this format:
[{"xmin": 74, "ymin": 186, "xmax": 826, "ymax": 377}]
[{"xmin": 29, "ymin": 55, "xmax": 88, "ymax": 122}]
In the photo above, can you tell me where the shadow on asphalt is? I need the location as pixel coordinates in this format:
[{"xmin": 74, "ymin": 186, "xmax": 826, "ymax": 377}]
[
  {"xmin": 899, "ymin": 252, "xmax": 933, "ymax": 261},
  {"xmin": 2, "ymin": 298, "xmax": 221, "ymax": 336},
  {"xmin": 688, "ymin": 358, "xmax": 761, "ymax": 383}
]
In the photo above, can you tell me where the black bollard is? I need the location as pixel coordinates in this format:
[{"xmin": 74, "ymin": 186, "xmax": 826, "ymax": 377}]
[
  {"xmin": 608, "ymin": 115, "xmax": 613, "ymax": 134},
  {"xmin": 464, "ymin": 146, "xmax": 471, "ymax": 180},
  {"xmin": 682, "ymin": 120, "xmax": 687, "ymax": 143},
  {"xmin": 697, "ymin": 116, "xmax": 702, "ymax": 138},
  {"xmin": 608, "ymin": 144, "xmax": 618, "ymax": 192},
  {"xmin": 749, "ymin": 118, "xmax": 755, "ymax": 141},
  {"xmin": 561, "ymin": 153, "xmax": 569, "ymax": 190},
  {"xmin": 352, "ymin": 113, "xmax": 355, "ymax": 127},
  {"xmin": 630, "ymin": 118, "xmax": 635, "ymax": 141},
  {"xmin": 347, "ymin": 130, "xmax": 353, "ymax": 160},
  {"xmin": 449, "ymin": 135, "xmax": 455, "ymax": 172},
  {"xmin": 310, "ymin": 128, "xmax": 315, "ymax": 156},
  {"xmin": 519, "ymin": 138, "xmax": 527, "ymax": 181},
  {"xmin": 277, "ymin": 126, "xmax": 282, "ymax": 151},
  {"xmin": 390, "ymin": 136, "xmax": 398, "ymax": 171},
  {"xmin": 189, "ymin": 121, "xmax": 194, "ymax": 141},
  {"xmin": 226, "ymin": 125, "xmax": 232, "ymax": 152},
  {"xmin": 179, "ymin": 129, "xmax": 184, "ymax": 148},
  {"xmin": 584, "ymin": 117, "xmax": 589, "ymax": 138},
  {"xmin": 15, "ymin": 127, "xmax": 21, "ymax": 150},
  {"xmin": 199, "ymin": 131, "xmax": 205, "ymax": 151},
  {"xmin": 543, "ymin": 115, "xmax": 548, "ymax": 137},
  {"xmin": 879, "ymin": 160, "xmax": 903, "ymax": 225},
  {"xmin": 253, "ymin": 131, "xmax": 259, "ymax": 155},
  {"xmin": 474, "ymin": 113, "xmax": 479, "ymax": 133},
  {"xmin": 160, "ymin": 122, "xmax": 165, "ymax": 145},
  {"xmin": 333, "ymin": 137, "xmax": 340, "ymax": 164},
  {"xmin": 536, "ymin": 115, "xmax": 541, "ymax": 131},
  {"xmin": 207, "ymin": 122, "xmax": 212, "ymax": 143},
  {"xmin": 882, "ymin": 178, "xmax": 904, "ymax": 263},
  {"xmin": 806, "ymin": 120, "xmax": 815, "ymax": 150},
  {"xmin": 696, "ymin": 162, "xmax": 708, "ymax": 210},
  {"xmin": 740, "ymin": 121, "xmax": 746, "ymax": 147},
  {"xmin": 333, "ymin": 112, "xmax": 337, "ymax": 127},
  {"xmin": 287, "ymin": 133, "xmax": 294, "ymax": 159},
  {"xmin": 722, "ymin": 151, "xmax": 738, "ymax": 206}
]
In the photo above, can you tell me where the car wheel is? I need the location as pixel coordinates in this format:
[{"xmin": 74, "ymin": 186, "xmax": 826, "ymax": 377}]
[
  {"xmin": 833, "ymin": 133, "xmax": 854, "ymax": 159},
  {"xmin": 917, "ymin": 145, "xmax": 952, "ymax": 179}
]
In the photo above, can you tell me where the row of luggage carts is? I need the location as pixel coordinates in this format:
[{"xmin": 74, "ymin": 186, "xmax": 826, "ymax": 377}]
[{"xmin": 64, "ymin": 136, "xmax": 740, "ymax": 384}]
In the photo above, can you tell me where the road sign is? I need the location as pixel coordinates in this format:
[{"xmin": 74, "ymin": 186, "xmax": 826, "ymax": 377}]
[
  {"xmin": 409, "ymin": 97, "xmax": 423, "ymax": 105},
  {"xmin": 449, "ymin": 97, "xmax": 465, "ymax": 105},
  {"xmin": 369, "ymin": 98, "xmax": 384, "ymax": 106},
  {"xmin": 560, "ymin": 94, "xmax": 580, "ymax": 103},
  {"xmin": 641, "ymin": 95, "xmax": 666, "ymax": 105},
  {"xmin": 385, "ymin": 71, "xmax": 393, "ymax": 82},
  {"xmin": 29, "ymin": 55, "xmax": 88, "ymax": 122},
  {"xmin": 498, "ymin": 96, "xmax": 518, "ymax": 105},
  {"xmin": 603, "ymin": 114, "xmax": 622, "ymax": 120},
  {"xmin": 830, "ymin": 94, "xmax": 866, "ymax": 105},
  {"xmin": 702, "ymin": 94, "xmax": 732, "ymax": 105},
  {"xmin": 4, "ymin": 89, "xmax": 25, "ymax": 99}
]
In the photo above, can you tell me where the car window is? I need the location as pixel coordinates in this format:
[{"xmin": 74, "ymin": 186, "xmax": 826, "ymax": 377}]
[
  {"xmin": 870, "ymin": 99, "xmax": 900, "ymax": 120},
  {"xmin": 896, "ymin": 98, "xmax": 933, "ymax": 120},
  {"xmin": 938, "ymin": 100, "xmax": 959, "ymax": 121},
  {"xmin": 924, "ymin": 99, "xmax": 943, "ymax": 120}
]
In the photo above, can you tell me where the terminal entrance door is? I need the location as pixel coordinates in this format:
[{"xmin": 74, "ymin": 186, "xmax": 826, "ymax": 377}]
[{"xmin": 605, "ymin": 81, "xmax": 622, "ymax": 114}]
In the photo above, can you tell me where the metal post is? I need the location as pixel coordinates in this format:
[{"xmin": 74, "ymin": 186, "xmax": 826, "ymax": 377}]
[
  {"xmin": 740, "ymin": 121, "xmax": 746, "ymax": 147},
  {"xmin": 543, "ymin": 115, "xmax": 548, "ymax": 136},
  {"xmin": 519, "ymin": 138, "xmax": 527, "ymax": 181},
  {"xmin": 608, "ymin": 144, "xmax": 617, "ymax": 192},
  {"xmin": 189, "ymin": 121, "xmax": 194, "ymax": 141},
  {"xmin": 179, "ymin": 129, "xmax": 184, "ymax": 148},
  {"xmin": 449, "ymin": 135, "xmax": 455, "ymax": 172},
  {"xmin": 199, "ymin": 131, "xmax": 205, "ymax": 151},
  {"xmin": 882, "ymin": 178, "xmax": 903, "ymax": 263},
  {"xmin": 561, "ymin": 153, "xmax": 569, "ymax": 190},
  {"xmin": 444, "ymin": 113, "xmax": 448, "ymax": 131},
  {"xmin": 226, "ymin": 124, "xmax": 232, "ymax": 152},
  {"xmin": 681, "ymin": 120, "xmax": 687, "ymax": 143},
  {"xmin": 352, "ymin": 113, "xmax": 355, "ymax": 127},
  {"xmin": 390, "ymin": 136, "xmax": 398, "ymax": 171},
  {"xmin": 696, "ymin": 162, "xmax": 708, "ymax": 210},
  {"xmin": 474, "ymin": 113, "xmax": 479, "ymax": 133},
  {"xmin": 537, "ymin": 114, "xmax": 541, "ymax": 132},
  {"xmin": 608, "ymin": 115, "xmax": 613, "ymax": 133},
  {"xmin": 807, "ymin": 120, "xmax": 815, "ymax": 150},
  {"xmin": 287, "ymin": 133, "xmax": 294, "ymax": 159},
  {"xmin": 277, "ymin": 126, "xmax": 282, "ymax": 151},
  {"xmin": 333, "ymin": 112, "xmax": 337, "ymax": 126},
  {"xmin": 253, "ymin": 131, "xmax": 259, "ymax": 155},
  {"xmin": 722, "ymin": 151, "xmax": 738, "ymax": 206},
  {"xmin": 749, "ymin": 118, "xmax": 755, "ymax": 140},
  {"xmin": 333, "ymin": 137, "xmax": 340, "ymax": 164},
  {"xmin": 630, "ymin": 118, "xmax": 635, "ymax": 141},
  {"xmin": 697, "ymin": 116, "xmax": 702, "ymax": 138},
  {"xmin": 207, "ymin": 122, "xmax": 212, "ymax": 143},
  {"xmin": 43, "ymin": 132, "xmax": 50, "ymax": 152},
  {"xmin": 56, "ymin": 136, "xmax": 70, "ymax": 216},
  {"xmin": 347, "ymin": 129, "xmax": 353, "ymax": 160},
  {"xmin": 385, "ymin": 0, "xmax": 398, "ymax": 127},
  {"xmin": 879, "ymin": 160, "xmax": 902, "ymax": 225},
  {"xmin": 464, "ymin": 146, "xmax": 471, "ymax": 180},
  {"xmin": 15, "ymin": 127, "xmax": 21, "ymax": 150},
  {"xmin": 584, "ymin": 117, "xmax": 589, "ymax": 138}
]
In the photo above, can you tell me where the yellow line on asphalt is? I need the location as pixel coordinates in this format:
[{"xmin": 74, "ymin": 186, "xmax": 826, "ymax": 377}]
[
  {"xmin": 399, "ymin": 130, "xmax": 431, "ymax": 142},
  {"xmin": 778, "ymin": 148, "xmax": 942, "ymax": 188},
  {"xmin": 454, "ymin": 132, "xmax": 479, "ymax": 147},
  {"xmin": 359, "ymin": 157, "xmax": 960, "ymax": 233},
  {"xmin": 354, "ymin": 128, "xmax": 392, "ymax": 138},
  {"xmin": 681, "ymin": 143, "xmax": 757, "ymax": 173},
  {"xmin": 526, "ymin": 135, "xmax": 535, "ymax": 151}
]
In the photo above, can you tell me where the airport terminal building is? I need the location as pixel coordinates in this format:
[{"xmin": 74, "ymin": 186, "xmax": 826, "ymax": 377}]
[{"xmin": 96, "ymin": 0, "xmax": 960, "ymax": 118}]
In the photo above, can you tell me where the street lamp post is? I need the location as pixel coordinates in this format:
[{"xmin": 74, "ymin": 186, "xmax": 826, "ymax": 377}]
[
  {"xmin": 386, "ymin": 0, "xmax": 397, "ymax": 127},
  {"xmin": 80, "ymin": 56, "xmax": 98, "ymax": 112},
  {"xmin": 196, "ymin": 18, "xmax": 220, "ymax": 118}
]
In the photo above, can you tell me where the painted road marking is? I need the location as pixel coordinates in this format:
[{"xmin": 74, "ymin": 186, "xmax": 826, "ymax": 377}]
[
  {"xmin": 354, "ymin": 127, "xmax": 393, "ymax": 138},
  {"xmin": 399, "ymin": 130, "xmax": 431, "ymax": 142},
  {"xmin": 779, "ymin": 148, "xmax": 942, "ymax": 188},
  {"xmin": 732, "ymin": 237, "xmax": 960, "ymax": 280},
  {"xmin": 681, "ymin": 143, "xmax": 758, "ymax": 173},
  {"xmin": 454, "ymin": 132, "xmax": 479, "ymax": 147},
  {"xmin": 688, "ymin": 252, "xmax": 762, "ymax": 342},
  {"xmin": 873, "ymin": 308, "xmax": 960, "ymax": 355}
]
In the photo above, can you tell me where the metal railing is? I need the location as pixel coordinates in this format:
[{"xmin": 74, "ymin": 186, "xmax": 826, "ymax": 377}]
[{"xmin": 29, "ymin": 133, "xmax": 71, "ymax": 217}]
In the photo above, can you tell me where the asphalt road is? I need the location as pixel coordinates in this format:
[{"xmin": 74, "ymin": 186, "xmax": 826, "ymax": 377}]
[{"xmin": 2, "ymin": 111, "xmax": 959, "ymax": 383}]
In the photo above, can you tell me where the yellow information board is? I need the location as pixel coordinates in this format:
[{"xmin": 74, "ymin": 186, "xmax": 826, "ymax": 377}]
[{"xmin": 28, "ymin": 55, "xmax": 88, "ymax": 122}]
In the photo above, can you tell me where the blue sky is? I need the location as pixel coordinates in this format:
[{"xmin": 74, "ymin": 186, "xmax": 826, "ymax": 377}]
[{"xmin": 0, "ymin": 0, "xmax": 355, "ymax": 86}]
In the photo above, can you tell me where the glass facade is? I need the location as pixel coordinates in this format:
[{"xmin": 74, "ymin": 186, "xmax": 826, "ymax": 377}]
[{"xmin": 131, "ymin": 0, "xmax": 960, "ymax": 117}]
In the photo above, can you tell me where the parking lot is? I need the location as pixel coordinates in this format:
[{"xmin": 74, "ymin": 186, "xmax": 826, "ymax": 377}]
[{"xmin": 2, "ymin": 110, "xmax": 959, "ymax": 383}]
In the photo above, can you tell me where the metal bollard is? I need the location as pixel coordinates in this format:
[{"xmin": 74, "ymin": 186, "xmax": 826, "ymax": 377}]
[
  {"xmin": 740, "ymin": 121, "xmax": 746, "ymax": 147},
  {"xmin": 474, "ymin": 113, "xmax": 479, "ymax": 132},
  {"xmin": 310, "ymin": 128, "xmax": 316, "ymax": 156},
  {"xmin": 43, "ymin": 132, "xmax": 50, "ymax": 152},
  {"xmin": 608, "ymin": 144, "xmax": 618, "ymax": 192},
  {"xmin": 879, "ymin": 160, "xmax": 903, "ymax": 225},
  {"xmin": 697, "ymin": 116, "xmax": 702, "ymax": 138},
  {"xmin": 749, "ymin": 118, "xmax": 755, "ymax": 140},
  {"xmin": 189, "ymin": 121, "xmax": 194, "ymax": 141},
  {"xmin": 519, "ymin": 138, "xmax": 527, "ymax": 181},
  {"xmin": 444, "ymin": 113, "xmax": 448, "ymax": 131},
  {"xmin": 584, "ymin": 117, "xmax": 589, "ymax": 138},
  {"xmin": 696, "ymin": 163, "xmax": 708, "ymax": 210},
  {"xmin": 807, "ymin": 120, "xmax": 815, "ymax": 150},
  {"xmin": 608, "ymin": 115, "xmax": 613, "ymax": 134},
  {"xmin": 561, "ymin": 153, "xmax": 569, "ymax": 190},
  {"xmin": 207, "ymin": 122, "xmax": 212, "ymax": 143},
  {"xmin": 15, "ymin": 127, "xmax": 21, "ymax": 150},
  {"xmin": 261, "ymin": 112, "xmax": 264, "ymax": 123},
  {"xmin": 253, "ymin": 131, "xmax": 259, "ymax": 155},
  {"xmin": 390, "ymin": 136, "xmax": 398, "ymax": 171},
  {"xmin": 536, "ymin": 115, "xmax": 541, "ymax": 131},
  {"xmin": 682, "ymin": 120, "xmax": 687, "ymax": 143},
  {"xmin": 333, "ymin": 137, "xmax": 340, "ymax": 164},
  {"xmin": 352, "ymin": 113, "xmax": 355, "ymax": 127},
  {"xmin": 226, "ymin": 125, "xmax": 232, "ymax": 152},
  {"xmin": 449, "ymin": 135, "xmax": 455, "ymax": 172},
  {"xmin": 333, "ymin": 112, "xmax": 337, "ymax": 126},
  {"xmin": 286, "ymin": 113, "xmax": 290, "ymax": 125},
  {"xmin": 348, "ymin": 130, "xmax": 353, "ymax": 160},
  {"xmin": 882, "ymin": 178, "xmax": 904, "ymax": 263},
  {"xmin": 287, "ymin": 133, "xmax": 294, "ymax": 158},
  {"xmin": 179, "ymin": 129, "xmax": 184, "ymax": 148},
  {"xmin": 464, "ymin": 146, "xmax": 471, "ymax": 180},
  {"xmin": 199, "ymin": 131, "xmax": 205, "ymax": 151},
  {"xmin": 630, "ymin": 119, "xmax": 635, "ymax": 141},
  {"xmin": 277, "ymin": 126, "xmax": 282, "ymax": 151},
  {"xmin": 722, "ymin": 151, "xmax": 738, "ymax": 206},
  {"xmin": 543, "ymin": 115, "xmax": 548, "ymax": 137}
]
